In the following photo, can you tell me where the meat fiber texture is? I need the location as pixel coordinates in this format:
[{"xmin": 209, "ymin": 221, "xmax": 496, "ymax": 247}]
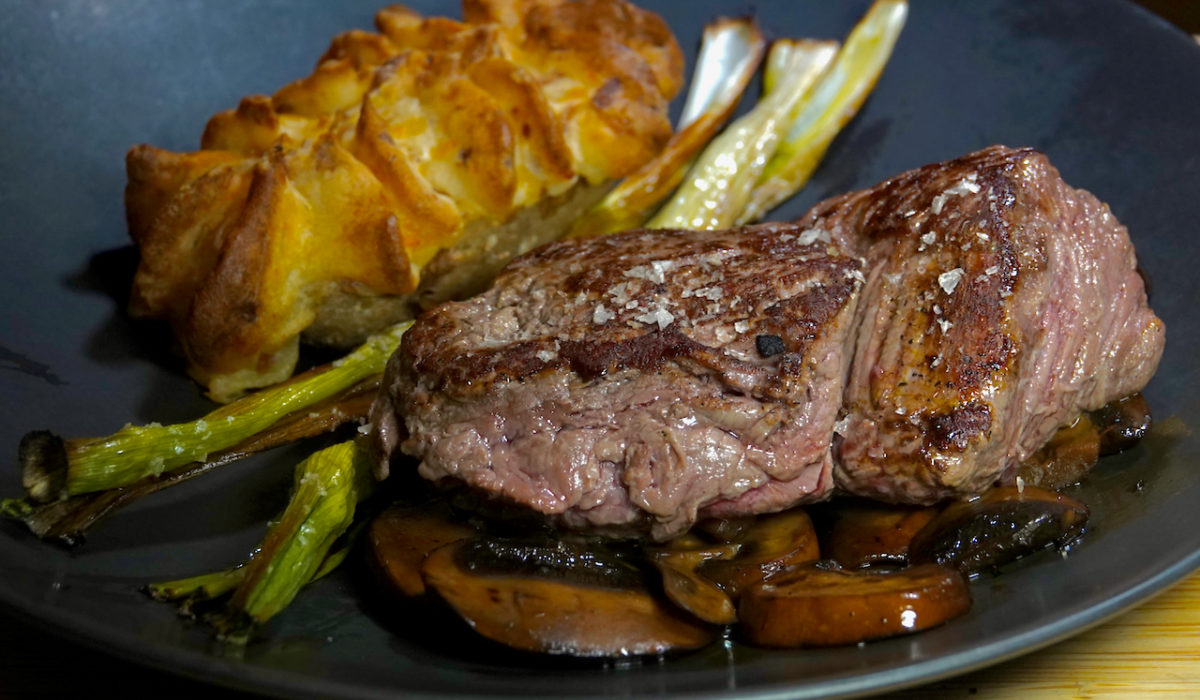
[
  {"xmin": 803, "ymin": 146, "xmax": 1165, "ymax": 503},
  {"xmin": 372, "ymin": 223, "xmax": 864, "ymax": 539},
  {"xmin": 372, "ymin": 146, "xmax": 1165, "ymax": 538}
]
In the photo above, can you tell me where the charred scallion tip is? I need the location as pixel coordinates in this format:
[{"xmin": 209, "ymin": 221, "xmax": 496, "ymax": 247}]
[
  {"xmin": 566, "ymin": 17, "xmax": 765, "ymax": 239},
  {"xmin": 739, "ymin": 0, "xmax": 908, "ymax": 224},
  {"xmin": 148, "ymin": 568, "xmax": 245, "ymax": 603},
  {"xmin": 144, "ymin": 440, "xmax": 374, "ymax": 643},
  {"xmin": 19, "ymin": 431, "xmax": 68, "ymax": 503},
  {"xmin": 649, "ymin": 38, "xmax": 838, "ymax": 231},
  {"xmin": 6, "ymin": 378, "xmax": 379, "ymax": 544},
  {"xmin": 0, "ymin": 497, "xmax": 33, "ymax": 521},
  {"xmin": 30, "ymin": 322, "xmax": 409, "ymax": 500}
]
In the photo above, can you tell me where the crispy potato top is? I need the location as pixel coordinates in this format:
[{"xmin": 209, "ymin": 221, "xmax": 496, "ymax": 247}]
[{"xmin": 126, "ymin": 0, "xmax": 682, "ymax": 400}]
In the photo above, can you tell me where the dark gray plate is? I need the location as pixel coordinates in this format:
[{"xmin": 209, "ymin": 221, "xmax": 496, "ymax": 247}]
[{"xmin": 2, "ymin": 0, "xmax": 1199, "ymax": 697}]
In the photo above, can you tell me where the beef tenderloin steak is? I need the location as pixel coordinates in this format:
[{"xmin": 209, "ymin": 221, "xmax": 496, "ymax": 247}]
[
  {"xmin": 370, "ymin": 223, "xmax": 863, "ymax": 539},
  {"xmin": 805, "ymin": 146, "xmax": 1165, "ymax": 503}
]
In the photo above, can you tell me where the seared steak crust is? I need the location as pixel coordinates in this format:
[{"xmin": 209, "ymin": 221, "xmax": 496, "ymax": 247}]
[
  {"xmin": 801, "ymin": 146, "xmax": 1165, "ymax": 503},
  {"xmin": 372, "ymin": 223, "xmax": 863, "ymax": 539}
]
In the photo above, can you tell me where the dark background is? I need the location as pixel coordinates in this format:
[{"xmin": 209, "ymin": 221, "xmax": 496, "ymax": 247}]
[
  {"xmin": 1136, "ymin": 0, "xmax": 1200, "ymax": 35},
  {"xmin": 1, "ymin": 2, "xmax": 1198, "ymax": 699}
]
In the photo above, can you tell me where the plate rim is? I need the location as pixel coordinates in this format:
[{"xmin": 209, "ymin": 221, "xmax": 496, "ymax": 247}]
[{"xmin": 3, "ymin": 0, "xmax": 1200, "ymax": 697}]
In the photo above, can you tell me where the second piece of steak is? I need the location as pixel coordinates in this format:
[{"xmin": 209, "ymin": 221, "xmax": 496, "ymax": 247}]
[
  {"xmin": 371, "ymin": 223, "xmax": 863, "ymax": 539},
  {"xmin": 803, "ymin": 146, "xmax": 1165, "ymax": 503}
]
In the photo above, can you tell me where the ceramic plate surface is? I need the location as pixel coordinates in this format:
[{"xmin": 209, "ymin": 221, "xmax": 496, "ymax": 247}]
[{"xmin": 2, "ymin": 1, "xmax": 1199, "ymax": 697}]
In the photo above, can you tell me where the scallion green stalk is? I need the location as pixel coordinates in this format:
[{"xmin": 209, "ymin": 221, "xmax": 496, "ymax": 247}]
[
  {"xmin": 565, "ymin": 17, "xmax": 765, "ymax": 239},
  {"xmin": 738, "ymin": 0, "xmax": 908, "ymax": 223},
  {"xmin": 648, "ymin": 39, "xmax": 838, "ymax": 230},
  {"xmin": 25, "ymin": 322, "xmax": 409, "ymax": 499}
]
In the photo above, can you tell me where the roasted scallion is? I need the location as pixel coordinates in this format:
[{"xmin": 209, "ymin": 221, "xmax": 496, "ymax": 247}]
[
  {"xmin": 738, "ymin": 0, "xmax": 908, "ymax": 223},
  {"xmin": 227, "ymin": 440, "xmax": 372, "ymax": 631},
  {"xmin": 3, "ymin": 376, "xmax": 377, "ymax": 544},
  {"xmin": 149, "ymin": 439, "xmax": 374, "ymax": 641},
  {"xmin": 566, "ymin": 17, "xmax": 765, "ymax": 239},
  {"xmin": 21, "ymin": 322, "xmax": 409, "ymax": 501},
  {"xmin": 648, "ymin": 39, "xmax": 837, "ymax": 230}
]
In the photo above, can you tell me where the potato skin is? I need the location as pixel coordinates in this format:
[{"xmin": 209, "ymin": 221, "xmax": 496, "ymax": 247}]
[{"xmin": 737, "ymin": 564, "xmax": 971, "ymax": 648}]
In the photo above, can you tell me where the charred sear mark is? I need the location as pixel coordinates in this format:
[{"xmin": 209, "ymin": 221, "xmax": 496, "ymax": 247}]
[
  {"xmin": 758, "ymin": 276, "xmax": 857, "ymax": 358},
  {"xmin": 561, "ymin": 328, "xmax": 702, "ymax": 380},
  {"xmin": 927, "ymin": 404, "xmax": 991, "ymax": 451},
  {"xmin": 755, "ymin": 334, "xmax": 785, "ymax": 358},
  {"xmin": 411, "ymin": 334, "xmax": 553, "ymax": 391}
]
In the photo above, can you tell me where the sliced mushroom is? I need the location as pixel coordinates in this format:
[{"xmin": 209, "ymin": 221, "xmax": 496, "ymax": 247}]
[
  {"xmin": 738, "ymin": 563, "xmax": 970, "ymax": 648},
  {"xmin": 908, "ymin": 485, "xmax": 1088, "ymax": 576},
  {"xmin": 822, "ymin": 500, "xmax": 942, "ymax": 568},
  {"xmin": 421, "ymin": 537, "xmax": 716, "ymax": 656},
  {"xmin": 1017, "ymin": 414, "xmax": 1101, "ymax": 490},
  {"xmin": 694, "ymin": 516, "xmax": 756, "ymax": 543},
  {"xmin": 368, "ymin": 501, "xmax": 476, "ymax": 597},
  {"xmin": 699, "ymin": 508, "xmax": 820, "ymax": 597},
  {"xmin": 1091, "ymin": 392, "xmax": 1152, "ymax": 456},
  {"xmin": 649, "ymin": 537, "xmax": 741, "ymax": 625}
]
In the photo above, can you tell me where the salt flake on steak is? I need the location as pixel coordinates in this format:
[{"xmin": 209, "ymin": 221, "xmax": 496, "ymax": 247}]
[
  {"xmin": 945, "ymin": 173, "xmax": 981, "ymax": 196},
  {"xmin": 797, "ymin": 227, "xmax": 831, "ymax": 246},
  {"xmin": 634, "ymin": 306, "xmax": 675, "ymax": 329},
  {"xmin": 624, "ymin": 260, "xmax": 674, "ymax": 284},
  {"xmin": 938, "ymin": 268, "xmax": 965, "ymax": 294},
  {"xmin": 930, "ymin": 173, "xmax": 980, "ymax": 214},
  {"xmin": 593, "ymin": 304, "xmax": 614, "ymax": 324}
]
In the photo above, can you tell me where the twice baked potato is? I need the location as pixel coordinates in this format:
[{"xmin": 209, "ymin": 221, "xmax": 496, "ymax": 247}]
[{"xmin": 126, "ymin": 0, "xmax": 682, "ymax": 401}]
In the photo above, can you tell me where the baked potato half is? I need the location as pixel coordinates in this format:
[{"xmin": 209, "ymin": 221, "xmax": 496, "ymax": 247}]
[{"xmin": 126, "ymin": 0, "xmax": 682, "ymax": 401}]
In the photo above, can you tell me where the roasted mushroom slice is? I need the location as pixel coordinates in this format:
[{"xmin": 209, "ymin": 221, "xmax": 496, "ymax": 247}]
[
  {"xmin": 649, "ymin": 535, "xmax": 740, "ymax": 625},
  {"xmin": 1016, "ymin": 415, "xmax": 1101, "ymax": 491},
  {"xmin": 421, "ymin": 537, "xmax": 715, "ymax": 657},
  {"xmin": 738, "ymin": 563, "xmax": 970, "ymax": 648},
  {"xmin": 908, "ymin": 486, "xmax": 1089, "ymax": 576},
  {"xmin": 368, "ymin": 501, "xmax": 475, "ymax": 597},
  {"xmin": 822, "ymin": 500, "xmax": 941, "ymax": 568},
  {"xmin": 1092, "ymin": 392, "xmax": 1152, "ymax": 456},
  {"xmin": 698, "ymin": 508, "xmax": 821, "ymax": 597}
]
